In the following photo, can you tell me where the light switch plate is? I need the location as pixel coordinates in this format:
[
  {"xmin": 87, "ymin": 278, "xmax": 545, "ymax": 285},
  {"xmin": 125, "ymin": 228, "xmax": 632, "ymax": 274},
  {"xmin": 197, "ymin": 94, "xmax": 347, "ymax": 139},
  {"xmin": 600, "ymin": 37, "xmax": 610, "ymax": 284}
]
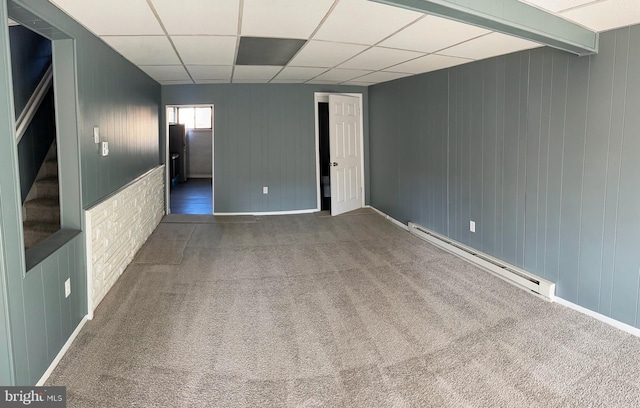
[
  {"xmin": 93, "ymin": 127, "xmax": 100, "ymax": 143},
  {"xmin": 263, "ymin": 186, "xmax": 268, "ymax": 194},
  {"xmin": 64, "ymin": 278, "xmax": 71, "ymax": 298},
  {"xmin": 470, "ymin": 220, "xmax": 476, "ymax": 233}
]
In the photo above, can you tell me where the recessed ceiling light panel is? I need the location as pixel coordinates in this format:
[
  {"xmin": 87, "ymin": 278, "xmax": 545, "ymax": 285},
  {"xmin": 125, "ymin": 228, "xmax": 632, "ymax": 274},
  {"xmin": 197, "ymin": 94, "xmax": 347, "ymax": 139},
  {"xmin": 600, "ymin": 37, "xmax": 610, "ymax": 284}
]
[{"xmin": 236, "ymin": 37, "xmax": 306, "ymax": 66}]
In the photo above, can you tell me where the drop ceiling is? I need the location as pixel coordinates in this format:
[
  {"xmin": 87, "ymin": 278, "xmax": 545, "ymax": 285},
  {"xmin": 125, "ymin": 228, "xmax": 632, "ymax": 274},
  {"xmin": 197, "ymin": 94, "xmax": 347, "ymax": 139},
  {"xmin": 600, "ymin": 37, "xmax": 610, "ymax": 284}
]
[{"xmin": 47, "ymin": 0, "xmax": 640, "ymax": 86}]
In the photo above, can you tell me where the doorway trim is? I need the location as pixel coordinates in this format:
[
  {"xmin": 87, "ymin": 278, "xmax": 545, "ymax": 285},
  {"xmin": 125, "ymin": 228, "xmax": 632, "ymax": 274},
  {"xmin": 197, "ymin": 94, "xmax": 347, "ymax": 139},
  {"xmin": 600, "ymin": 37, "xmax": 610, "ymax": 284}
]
[
  {"xmin": 164, "ymin": 104, "xmax": 214, "ymax": 214},
  {"xmin": 314, "ymin": 92, "xmax": 365, "ymax": 213}
]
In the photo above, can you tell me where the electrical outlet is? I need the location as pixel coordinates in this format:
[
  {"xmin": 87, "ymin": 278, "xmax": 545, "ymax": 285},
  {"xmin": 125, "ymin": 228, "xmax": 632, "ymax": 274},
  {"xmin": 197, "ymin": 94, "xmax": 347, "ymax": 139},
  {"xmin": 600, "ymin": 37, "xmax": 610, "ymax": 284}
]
[
  {"xmin": 93, "ymin": 127, "xmax": 100, "ymax": 143},
  {"xmin": 470, "ymin": 221, "xmax": 476, "ymax": 233},
  {"xmin": 64, "ymin": 279, "xmax": 71, "ymax": 298},
  {"xmin": 100, "ymin": 141, "xmax": 109, "ymax": 156},
  {"xmin": 263, "ymin": 186, "xmax": 268, "ymax": 194}
]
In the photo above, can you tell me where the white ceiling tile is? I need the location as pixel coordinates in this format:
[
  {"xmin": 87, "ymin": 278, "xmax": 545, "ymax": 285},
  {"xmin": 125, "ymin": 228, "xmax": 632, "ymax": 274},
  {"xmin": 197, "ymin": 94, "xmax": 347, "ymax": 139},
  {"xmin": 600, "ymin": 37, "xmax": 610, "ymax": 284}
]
[
  {"xmin": 160, "ymin": 80, "xmax": 195, "ymax": 85},
  {"xmin": 150, "ymin": 0, "xmax": 239, "ymax": 35},
  {"xmin": 139, "ymin": 65, "xmax": 190, "ymax": 81},
  {"xmin": 187, "ymin": 65, "xmax": 233, "ymax": 80},
  {"xmin": 314, "ymin": 68, "xmax": 372, "ymax": 82},
  {"xmin": 270, "ymin": 79, "xmax": 308, "ymax": 84},
  {"xmin": 233, "ymin": 66, "xmax": 282, "ymax": 80},
  {"xmin": 242, "ymin": 0, "xmax": 334, "ymax": 39},
  {"xmin": 341, "ymin": 81, "xmax": 374, "ymax": 86},
  {"xmin": 50, "ymin": 0, "xmax": 163, "ymax": 35},
  {"xmin": 102, "ymin": 36, "xmax": 181, "ymax": 65},
  {"xmin": 338, "ymin": 47, "xmax": 423, "ymax": 71},
  {"xmin": 288, "ymin": 41, "xmax": 368, "ymax": 67},
  {"xmin": 390, "ymin": 54, "xmax": 472, "ymax": 74},
  {"xmin": 518, "ymin": 0, "xmax": 600, "ymax": 13},
  {"xmin": 275, "ymin": 67, "xmax": 328, "ymax": 80},
  {"xmin": 233, "ymin": 79, "xmax": 272, "ymax": 83},
  {"xmin": 314, "ymin": 0, "xmax": 423, "ymax": 45},
  {"xmin": 196, "ymin": 79, "xmax": 230, "ymax": 84},
  {"xmin": 306, "ymin": 79, "xmax": 342, "ymax": 84},
  {"xmin": 438, "ymin": 32, "xmax": 542, "ymax": 60},
  {"xmin": 379, "ymin": 15, "xmax": 490, "ymax": 53},
  {"xmin": 172, "ymin": 36, "xmax": 237, "ymax": 65},
  {"xmin": 560, "ymin": 0, "xmax": 640, "ymax": 31},
  {"xmin": 354, "ymin": 71, "xmax": 411, "ymax": 83}
]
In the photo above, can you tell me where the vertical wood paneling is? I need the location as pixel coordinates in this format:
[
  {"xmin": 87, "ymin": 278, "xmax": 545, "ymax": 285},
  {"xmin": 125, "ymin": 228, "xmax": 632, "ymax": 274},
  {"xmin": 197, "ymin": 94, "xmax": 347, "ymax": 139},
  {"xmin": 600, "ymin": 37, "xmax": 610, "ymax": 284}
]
[
  {"xmin": 524, "ymin": 48, "xmax": 543, "ymax": 273},
  {"xmin": 42, "ymin": 255, "xmax": 63, "ymax": 364},
  {"xmin": 468, "ymin": 64, "xmax": 483, "ymax": 249},
  {"xmin": 481, "ymin": 60, "xmax": 498, "ymax": 255},
  {"xmin": 544, "ymin": 51, "xmax": 569, "ymax": 286},
  {"xmin": 535, "ymin": 49, "xmax": 553, "ymax": 278},
  {"xmin": 613, "ymin": 25, "xmax": 640, "ymax": 326},
  {"xmin": 578, "ymin": 31, "xmax": 616, "ymax": 311},
  {"xmin": 494, "ymin": 58, "xmax": 505, "ymax": 259},
  {"xmin": 23, "ymin": 266, "xmax": 47, "ymax": 385},
  {"xmin": 369, "ymin": 26, "xmax": 640, "ymax": 329},
  {"xmin": 600, "ymin": 28, "xmax": 630, "ymax": 316},
  {"xmin": 557, "ymin": 53, "xmax": 589, "ymax": 303},
  {"xmin": 516, "ymin": 54, "xmax": 530, "ymax": 269},
  {"xmin": 501, "ymin": 54, "xmax": 522, "ymax": 265}
]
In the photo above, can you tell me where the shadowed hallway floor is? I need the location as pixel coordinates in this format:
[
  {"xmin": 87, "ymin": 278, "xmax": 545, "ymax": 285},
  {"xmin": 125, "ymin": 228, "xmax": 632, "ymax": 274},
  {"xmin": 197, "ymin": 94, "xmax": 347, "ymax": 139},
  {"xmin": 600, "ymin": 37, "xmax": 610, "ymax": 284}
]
[
  {"xmin": 170, "ymin": 178, "xmax": 212, "ymax": 214},
  {"xmin": 47, "ymin": 210, "xmax": 640, "ymax": 407}
]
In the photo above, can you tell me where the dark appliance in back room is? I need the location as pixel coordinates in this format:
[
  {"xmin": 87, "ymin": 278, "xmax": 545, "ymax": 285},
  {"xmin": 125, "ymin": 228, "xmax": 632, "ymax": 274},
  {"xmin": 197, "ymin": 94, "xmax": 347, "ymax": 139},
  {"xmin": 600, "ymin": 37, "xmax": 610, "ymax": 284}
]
[{"xmin": 169, "ymin": 123, "xmax": 188, "ymax": 184}]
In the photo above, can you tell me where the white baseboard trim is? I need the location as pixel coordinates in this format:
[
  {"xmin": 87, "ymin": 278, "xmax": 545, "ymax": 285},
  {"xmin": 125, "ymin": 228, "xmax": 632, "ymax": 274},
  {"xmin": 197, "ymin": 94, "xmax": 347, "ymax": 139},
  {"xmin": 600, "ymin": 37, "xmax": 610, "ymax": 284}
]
[
  {"xmin": 555, "ymin": 297, "xmax": 640, "ymax": 338},
  {"xmin": 214, "ymin": 209, "xmax": 318, "ymax": 216},
  {"xmin": 36, "ymin": 315, "xmax": 88, "ymax": 386},
  {"xmin": 366, "ymin": 206, "xmax": 409, "ymax": 231}
]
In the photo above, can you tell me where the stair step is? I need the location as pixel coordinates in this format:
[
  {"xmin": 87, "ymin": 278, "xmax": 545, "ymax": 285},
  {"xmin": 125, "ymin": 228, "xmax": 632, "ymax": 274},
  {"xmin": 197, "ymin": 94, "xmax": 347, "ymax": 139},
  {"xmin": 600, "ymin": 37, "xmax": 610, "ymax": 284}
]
[
  {"xmin": 24, "ymin": 197, "xmax": 60, "ymax": 223},
  {"xmin": 44, "ymin": 159, "xmax": 58, "ymax": 177},
  {"xmin": 35, "ymin": 176, "xmax": 59, "ymax": 198},
  {"xmin": 23, "ymin": 221, "xmax": 59, "ymax": 249}
]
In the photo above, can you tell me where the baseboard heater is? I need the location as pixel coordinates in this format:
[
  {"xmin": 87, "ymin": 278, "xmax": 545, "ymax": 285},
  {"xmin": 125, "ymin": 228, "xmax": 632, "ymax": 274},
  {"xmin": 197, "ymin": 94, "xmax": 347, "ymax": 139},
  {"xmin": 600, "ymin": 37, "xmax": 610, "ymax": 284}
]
[{"xmin": 408, "ymin": 222, "xmax": 555, "ymax": 301}]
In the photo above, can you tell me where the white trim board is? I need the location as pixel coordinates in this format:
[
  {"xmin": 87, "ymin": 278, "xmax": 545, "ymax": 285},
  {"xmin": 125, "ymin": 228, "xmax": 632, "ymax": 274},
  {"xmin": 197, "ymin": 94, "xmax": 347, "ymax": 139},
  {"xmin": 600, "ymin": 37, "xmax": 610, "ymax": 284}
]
[
  {"xmin": 367, "ymin": 205, "xmax": 639, "ymax": 337},
  {"xmin": 36, "ymin": 315, "xmax": 88, "ymax": 386},
  {"xmin": 555, "ymin": 297, "xmax": 640, "ymax": 338},
  {"xmin": 367, "ymin": 206, "xmax": 409, "ymax": 231},
  {"xmin": 214, "ymin": 209, "xmax": 317, "ymax": 216}
]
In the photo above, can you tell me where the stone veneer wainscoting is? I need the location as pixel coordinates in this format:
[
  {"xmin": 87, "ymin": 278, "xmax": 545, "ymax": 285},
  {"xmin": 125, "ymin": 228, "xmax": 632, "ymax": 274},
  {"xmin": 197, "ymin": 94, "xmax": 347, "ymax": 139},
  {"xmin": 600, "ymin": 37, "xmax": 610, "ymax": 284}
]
[{"xmin": 85, "ymin": 166, "xmax": 165, "ymax": 315}]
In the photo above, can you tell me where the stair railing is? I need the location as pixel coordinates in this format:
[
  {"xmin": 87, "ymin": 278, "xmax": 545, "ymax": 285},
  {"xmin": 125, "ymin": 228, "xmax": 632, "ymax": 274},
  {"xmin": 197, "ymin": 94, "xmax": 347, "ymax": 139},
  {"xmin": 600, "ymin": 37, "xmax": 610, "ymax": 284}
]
[{"xmin": 15, "ymin": 64, "xmax": 53, "ymax": 143}]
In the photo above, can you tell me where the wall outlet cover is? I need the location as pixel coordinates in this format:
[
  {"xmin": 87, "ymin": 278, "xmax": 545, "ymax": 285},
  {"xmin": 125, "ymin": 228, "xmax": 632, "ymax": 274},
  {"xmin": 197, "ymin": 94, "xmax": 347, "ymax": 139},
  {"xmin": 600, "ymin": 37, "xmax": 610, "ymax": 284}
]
[
  {"xmin": 64, "ymin": 278, "xmax": 71, "ymax": 298},
  {"xmin": 93, "ymin": 127, "xmax": 100, "ymax": 143},
  {"xmin": 470, "ymin": 220, "xmax": 476, "ymax": 233},
  {"xmin": 263, "ymin": 186, "xmax": 268, "ymax": 194},
  {"xmin": 101, "ymin": 141, "xmax": 109, "ymax": 156}
]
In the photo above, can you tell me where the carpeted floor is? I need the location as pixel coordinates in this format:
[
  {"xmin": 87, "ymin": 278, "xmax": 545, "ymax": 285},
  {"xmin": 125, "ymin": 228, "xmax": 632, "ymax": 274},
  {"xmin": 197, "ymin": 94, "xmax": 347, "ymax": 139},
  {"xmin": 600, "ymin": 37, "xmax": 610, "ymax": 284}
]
[{"xmin": 47, "ymin": 210, "xmax": 640, "ymax": 407}]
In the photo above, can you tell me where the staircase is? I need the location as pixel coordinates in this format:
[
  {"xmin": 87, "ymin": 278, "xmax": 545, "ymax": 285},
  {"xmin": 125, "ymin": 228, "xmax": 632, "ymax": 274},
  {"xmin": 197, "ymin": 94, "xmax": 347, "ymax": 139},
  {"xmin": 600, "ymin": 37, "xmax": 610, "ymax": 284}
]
[{"xmin": 23, "ymin": 145, "xmax": 60, "ymax": 249}]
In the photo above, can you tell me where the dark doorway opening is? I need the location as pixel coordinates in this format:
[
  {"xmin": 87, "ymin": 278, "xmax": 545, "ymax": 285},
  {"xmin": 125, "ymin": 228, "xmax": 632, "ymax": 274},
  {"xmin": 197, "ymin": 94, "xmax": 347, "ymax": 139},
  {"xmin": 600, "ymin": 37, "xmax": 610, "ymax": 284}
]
[{"xmin": 318, "ymin": 102, "xmax": 331, "ymax": 211}]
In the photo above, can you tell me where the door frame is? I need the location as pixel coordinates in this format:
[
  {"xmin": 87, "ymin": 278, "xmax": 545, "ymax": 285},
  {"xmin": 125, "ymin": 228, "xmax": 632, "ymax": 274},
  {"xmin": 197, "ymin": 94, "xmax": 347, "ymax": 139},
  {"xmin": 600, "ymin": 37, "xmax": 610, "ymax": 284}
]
[
  {"xmin": 314, "ymin": 92, "xmax": 365, "ymax": 213},
  {"xmin": 164, "ymin": 104, "xmax": 214, "ymax": 214}
]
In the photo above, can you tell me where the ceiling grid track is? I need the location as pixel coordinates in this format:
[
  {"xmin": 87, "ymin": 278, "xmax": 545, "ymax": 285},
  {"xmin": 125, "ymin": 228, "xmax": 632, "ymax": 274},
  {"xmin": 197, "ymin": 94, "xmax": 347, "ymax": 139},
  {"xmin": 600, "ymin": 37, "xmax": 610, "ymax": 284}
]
[
  {"xmin": 145, "ymin": 0, "xmax": 195, "ymax": 84},
  {"xmin": 47, "ymin": 0, "xmax": 639, "ymax": 85}
]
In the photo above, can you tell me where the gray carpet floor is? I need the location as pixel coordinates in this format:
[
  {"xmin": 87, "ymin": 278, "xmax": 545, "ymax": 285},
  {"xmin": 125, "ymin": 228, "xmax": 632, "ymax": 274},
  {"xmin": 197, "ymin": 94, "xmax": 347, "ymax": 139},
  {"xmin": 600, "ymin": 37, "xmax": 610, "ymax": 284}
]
[{"xmin": 47, "ymin": 210, "xmax": 640, "ymax": 407}]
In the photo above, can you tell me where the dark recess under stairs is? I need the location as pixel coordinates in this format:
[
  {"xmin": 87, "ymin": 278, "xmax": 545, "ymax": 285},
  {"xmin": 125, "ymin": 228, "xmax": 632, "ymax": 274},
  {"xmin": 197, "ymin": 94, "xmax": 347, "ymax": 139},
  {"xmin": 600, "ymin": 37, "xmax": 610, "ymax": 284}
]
[{"xmin": 23, "ymin": 145, "xmax": 60, "ymax": 249}]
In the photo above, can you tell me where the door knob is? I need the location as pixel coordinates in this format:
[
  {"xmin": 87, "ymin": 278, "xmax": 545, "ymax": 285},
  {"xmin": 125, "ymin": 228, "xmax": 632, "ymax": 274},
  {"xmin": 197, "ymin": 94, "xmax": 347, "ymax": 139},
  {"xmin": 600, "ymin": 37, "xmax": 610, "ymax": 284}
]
[{"xmin": 330, "ymin": 162, "xmax": 338, "ymax": 167}]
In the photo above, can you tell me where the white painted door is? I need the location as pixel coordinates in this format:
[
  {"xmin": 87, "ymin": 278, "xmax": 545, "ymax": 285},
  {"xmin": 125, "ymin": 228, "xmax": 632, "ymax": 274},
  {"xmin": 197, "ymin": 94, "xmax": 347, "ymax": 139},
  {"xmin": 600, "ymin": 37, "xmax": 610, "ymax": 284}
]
[{"xmin": 329, "ymin": 94, "xmax": 362, "ymax": 216}]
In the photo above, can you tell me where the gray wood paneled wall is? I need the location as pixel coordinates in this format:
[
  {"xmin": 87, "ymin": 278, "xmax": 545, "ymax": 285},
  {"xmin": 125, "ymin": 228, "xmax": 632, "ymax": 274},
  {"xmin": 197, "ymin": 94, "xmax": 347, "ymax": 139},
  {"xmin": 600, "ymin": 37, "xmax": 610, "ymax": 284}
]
[
  {"xmin": 0, "ymin": 0, "xmax": 161, "ymax": 385},
  {"xmin": 369, "ymin": 25, "xmax": 640, "ymax": 328},
  {"xmin": 162, "ymin": 84, "xmax": 369, "ymax": 213}
]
